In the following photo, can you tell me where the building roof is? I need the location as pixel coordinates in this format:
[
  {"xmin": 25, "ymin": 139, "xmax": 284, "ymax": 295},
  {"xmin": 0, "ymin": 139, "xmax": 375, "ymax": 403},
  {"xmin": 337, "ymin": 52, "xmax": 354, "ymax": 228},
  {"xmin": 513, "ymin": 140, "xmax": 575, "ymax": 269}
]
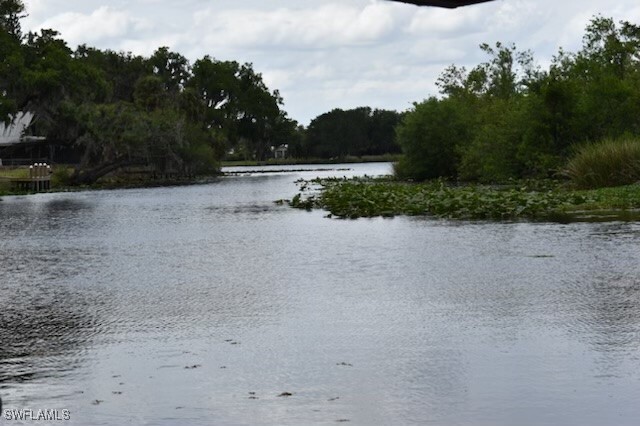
[{"xmin": 0, "ymin": 111, "xmax": 44, "ymax": 146}]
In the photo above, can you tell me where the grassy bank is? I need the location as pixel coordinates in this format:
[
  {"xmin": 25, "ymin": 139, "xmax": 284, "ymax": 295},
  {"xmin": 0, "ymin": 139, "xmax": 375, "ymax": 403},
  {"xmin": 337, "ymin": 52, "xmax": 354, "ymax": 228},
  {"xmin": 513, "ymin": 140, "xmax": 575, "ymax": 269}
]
[
  {"xmin": 0, "ymin": 167, "xmax": 30, "ymax": 196},
  {"xmin": 0, "ymin": 165, "xmax": 221, "ymax": 198},
  {"xmin": 286, "ymin": 178, "xmax": 640, "ymax": 221}
]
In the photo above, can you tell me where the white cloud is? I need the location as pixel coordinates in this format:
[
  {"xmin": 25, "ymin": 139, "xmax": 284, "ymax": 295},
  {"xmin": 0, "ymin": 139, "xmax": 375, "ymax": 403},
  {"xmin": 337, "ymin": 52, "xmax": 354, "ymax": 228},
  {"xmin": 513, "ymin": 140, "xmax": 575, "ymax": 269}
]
[
  {"xmin": 261, "ymin": 69, "xmax": 294, "ymax": 93},
  {"xmin": 119, "ymin": 35, "xmax": 185, "ymax": 57},
  {"xmin": 303, "ymin": 64, "xmax": 335, "ymax": 80},
  {"xmin": 407, "ymin": 6, "xmax": 484, "ymax": 35},
  {"xmin": 193, "ymin": 2, "xmax": 402, "ymax": 49},
  {"xmin": 34, "ymin": 6, "xmax": 149, "ymax": 47}
]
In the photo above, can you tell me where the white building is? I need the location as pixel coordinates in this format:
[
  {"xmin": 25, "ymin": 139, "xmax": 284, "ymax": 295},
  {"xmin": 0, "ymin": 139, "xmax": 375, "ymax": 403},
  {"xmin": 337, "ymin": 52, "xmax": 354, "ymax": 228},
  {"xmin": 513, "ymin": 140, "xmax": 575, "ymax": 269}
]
[
  {"xmin": 0, "ymin": 111, "xmax": 43, "ymax": 146},
  {"xmin": 273, "ymin": 144, "xmax": 288, "ymax": 159},
  {"xmin": 0, "ymin": 112, "xmax": 48, "ymax": 166}
]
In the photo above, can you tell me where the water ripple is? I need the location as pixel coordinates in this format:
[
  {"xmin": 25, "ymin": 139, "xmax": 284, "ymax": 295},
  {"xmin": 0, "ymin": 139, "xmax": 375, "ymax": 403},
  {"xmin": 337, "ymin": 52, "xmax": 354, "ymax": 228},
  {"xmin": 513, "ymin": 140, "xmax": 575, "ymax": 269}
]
[{"xmin": 1, "ymin": 167, "xmax": 640, "ymax": 425}]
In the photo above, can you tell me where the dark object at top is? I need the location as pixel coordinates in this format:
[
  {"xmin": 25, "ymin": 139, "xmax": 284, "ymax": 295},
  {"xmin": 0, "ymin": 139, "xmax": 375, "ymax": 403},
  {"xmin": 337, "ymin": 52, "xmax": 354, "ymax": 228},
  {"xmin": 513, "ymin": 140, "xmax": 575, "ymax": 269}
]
[{"xmin": 389, "ymin": 0, "xmax": 494, "ymax": 8}]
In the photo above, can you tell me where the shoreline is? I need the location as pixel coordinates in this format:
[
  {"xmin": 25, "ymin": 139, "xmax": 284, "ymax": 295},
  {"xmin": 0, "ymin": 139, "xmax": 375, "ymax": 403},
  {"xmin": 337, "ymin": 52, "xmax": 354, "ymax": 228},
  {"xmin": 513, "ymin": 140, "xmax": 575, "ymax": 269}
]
[
  {"xmin": 221, "ymin": 154, "xmax": 401, "ymax": 168},
  {"xmin": 4, "ymin": 169, "xmax": 640, "ymax": 224},
  {"xmin": 0, "ymin": 174, "xmax": 224, "ymax": 198},
  {"xmin": 0, "ymin": 158, "xmax": 389, "ymax": 196},
  {"xmin": 0, "ymin": 161, "xmax": 386, "ymax": 197}
]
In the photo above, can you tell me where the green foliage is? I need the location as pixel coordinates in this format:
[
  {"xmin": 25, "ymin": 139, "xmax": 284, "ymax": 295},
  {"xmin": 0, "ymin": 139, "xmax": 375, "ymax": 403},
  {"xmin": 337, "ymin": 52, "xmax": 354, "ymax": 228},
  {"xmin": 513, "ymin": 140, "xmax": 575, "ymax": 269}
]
[
  {"xmin": 148, "ymin": 46, "xmax": 189, "ymax": 94},
  {"xmin": 288, "ymin": 178, "xmax": 597, "ymax": 220},
  {"xmin": 0, "ymin": 0, "xmax": 25, "ymax": 39},
  {"xmin": 306, "ymin": 108, "xmax": 367, "ymax": 158},
  {"xmin": 565, "ymin": 137, "xmax": 640, "ymax": 188},
  {"xmin": 50, "ymin": 165, "xmax": 72, "ymax": 186},
  {"xmin": 395, "ymin": 97, "xmax": 469, "ymax": 180},
  {"xmin": 134, "ymin": 75, "xmax": 169, "ymax": 111},
  {"xmin": 289, "ymin": 192, "xmax": 316, "ymax": 211},
  {"xmin": 179, "ymin": 139, "xmax": 218, "ymax": 174},
  {"xmin": 15, "ymin": 29, "xmax": 111, "ymax": 142},
  {"xmin": 189, "ymin": 57, "xmax": 284, "ymax": 160},
  {"xmin": 69, "ymin": 100, "xmax": 222, "ymax": 184},
  {"xmin": 302, "ymin": 107, "xmax": 402, "ymax": 159},
  {"xmin": 398, "ymin": 16, "xmax": 640, "ymax": 185},
  {"xmin": 74, "ymin": 46, "xmax": 151, "ymax": 103},
  {"xmin": 287, "ymin": 177, "xmax": 640, "ymax": 221},
  {"xmin": 0, "ymin": 25, "xmax": 22, "ymax": 121},
  {"xmin": 573, "ymin": 184, "xmax": 640, "ymax": 210},
  {"xmin": 74, "ymin": 102, "xmax": 148, "ymax": 165},
  {"xmin": 1, "ymin": 2, "xmax": 294, "ymax": 183}
]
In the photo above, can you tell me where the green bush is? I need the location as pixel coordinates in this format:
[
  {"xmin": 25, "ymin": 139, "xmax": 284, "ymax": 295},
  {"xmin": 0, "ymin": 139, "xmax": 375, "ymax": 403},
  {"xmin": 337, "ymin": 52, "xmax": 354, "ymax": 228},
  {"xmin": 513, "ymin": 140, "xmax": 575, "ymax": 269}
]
[
  {"xmin": 394, "ymin": 97, "xmax": 470, "ymax": 181},
  {"xmin": 565, "ymin": 137, "xmax": 640, "ymax": 188},
  {"xmin": 51, "ymin": 166, "xmax": 73, "ymax": 187}
]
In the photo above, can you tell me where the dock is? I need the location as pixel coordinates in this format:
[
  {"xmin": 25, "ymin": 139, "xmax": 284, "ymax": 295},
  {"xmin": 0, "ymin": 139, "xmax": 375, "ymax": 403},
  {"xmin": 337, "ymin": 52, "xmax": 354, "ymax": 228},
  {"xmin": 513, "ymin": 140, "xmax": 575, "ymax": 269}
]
[{"xmin": 0, "ymin": 163, "xmax": 52, "ymax": 192}]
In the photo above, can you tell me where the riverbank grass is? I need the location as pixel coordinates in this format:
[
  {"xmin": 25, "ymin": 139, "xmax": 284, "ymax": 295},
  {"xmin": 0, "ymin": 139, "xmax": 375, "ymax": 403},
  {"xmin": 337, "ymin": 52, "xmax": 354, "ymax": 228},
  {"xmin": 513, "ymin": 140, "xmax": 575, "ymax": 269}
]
[
  {"xmin": 566, "ymin": 137, "xmax": 640, "ymax": 189},
  {"xmin": 0, "ymin": 164, "xmax": 217, "ymax": 197},
  {"xmin": 0, "ymin": 165, "xmax": 76, "ymax": 196},
  {"xmin": 0, "ymin": 167, "xmax": 30, "ymax": 195},
  {"xmin": 287, "ymin": 178, "xmax": 640, "ymax": 221}
]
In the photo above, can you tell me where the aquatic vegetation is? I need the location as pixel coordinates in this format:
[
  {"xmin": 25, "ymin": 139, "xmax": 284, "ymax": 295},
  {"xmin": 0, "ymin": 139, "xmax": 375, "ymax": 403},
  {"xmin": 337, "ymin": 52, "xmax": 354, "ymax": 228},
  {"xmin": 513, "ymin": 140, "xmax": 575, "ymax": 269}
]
[
  {"xmin": 565, "ymin": 137, "xmax": 640, "ymax": 189},
  {"xmin": 287, "ymin": 178, "xmax": 640, "ymax": 221},
  {"xmin": 571, "ymin": 184, "xmax": 640, "ymax": 210}
]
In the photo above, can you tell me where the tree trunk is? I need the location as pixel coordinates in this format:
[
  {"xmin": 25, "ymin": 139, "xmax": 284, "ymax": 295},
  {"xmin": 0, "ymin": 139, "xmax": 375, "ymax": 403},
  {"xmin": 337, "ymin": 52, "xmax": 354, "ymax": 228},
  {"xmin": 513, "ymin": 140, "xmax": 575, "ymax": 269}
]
[{"xmin": 70, "ymin": 158, "xmax": 144, "ymax": 185}]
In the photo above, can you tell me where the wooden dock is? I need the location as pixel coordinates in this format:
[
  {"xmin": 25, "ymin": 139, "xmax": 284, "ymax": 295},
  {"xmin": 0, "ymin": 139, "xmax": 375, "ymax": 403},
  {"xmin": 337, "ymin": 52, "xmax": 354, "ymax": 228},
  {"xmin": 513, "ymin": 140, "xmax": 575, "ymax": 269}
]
[{"xmin": 0, "ymin": 163, "xmax": 52, "ymax": 192}]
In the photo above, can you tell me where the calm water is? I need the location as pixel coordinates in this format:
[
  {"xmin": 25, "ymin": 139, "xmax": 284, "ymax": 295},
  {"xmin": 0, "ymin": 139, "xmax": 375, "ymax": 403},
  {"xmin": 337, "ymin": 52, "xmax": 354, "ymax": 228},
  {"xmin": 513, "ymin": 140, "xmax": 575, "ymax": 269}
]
[{"xmin": 1, "ymin": 162, "xmax": 639, "ymax": 425}]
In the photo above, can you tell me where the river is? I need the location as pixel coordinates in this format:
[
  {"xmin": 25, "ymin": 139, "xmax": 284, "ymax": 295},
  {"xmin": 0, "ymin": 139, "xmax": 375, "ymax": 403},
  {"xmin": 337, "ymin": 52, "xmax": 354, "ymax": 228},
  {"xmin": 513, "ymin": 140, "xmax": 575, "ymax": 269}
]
[{"xmin": 1, "ymin": 162, "xmax": 639, "ymax": 425}]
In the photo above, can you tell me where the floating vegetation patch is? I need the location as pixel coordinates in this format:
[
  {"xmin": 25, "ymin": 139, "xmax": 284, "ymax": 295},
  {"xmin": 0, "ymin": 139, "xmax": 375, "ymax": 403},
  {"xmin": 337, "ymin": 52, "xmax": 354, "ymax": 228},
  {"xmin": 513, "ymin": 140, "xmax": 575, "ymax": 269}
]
[{"xmin": 283, "ymin": 178, "xmax": 640, "ymax": 221}]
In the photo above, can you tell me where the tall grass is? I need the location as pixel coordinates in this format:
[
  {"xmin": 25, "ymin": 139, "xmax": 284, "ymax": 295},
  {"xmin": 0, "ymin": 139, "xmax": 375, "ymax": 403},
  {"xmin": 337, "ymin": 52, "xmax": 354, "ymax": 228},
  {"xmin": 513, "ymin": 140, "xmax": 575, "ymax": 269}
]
[
  {"xmin": 566, "ymin": 137, "xmax": 640, "ymax": 189},
  {"xmin": 0, "ymin": 167, "xmax": 30, "ymax": 179}
]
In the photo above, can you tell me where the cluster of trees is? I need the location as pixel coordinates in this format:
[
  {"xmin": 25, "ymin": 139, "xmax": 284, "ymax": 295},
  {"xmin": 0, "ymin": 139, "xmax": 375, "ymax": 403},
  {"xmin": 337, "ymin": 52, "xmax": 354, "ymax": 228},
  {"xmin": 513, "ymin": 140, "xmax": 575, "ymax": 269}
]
[
  {"xmin": 11, "ymin": 2, "xmax": 634, "ymax": 186},
  {"xmin": 1, "ymin": 0, "xmax": 295, "ymax": 183},
  {"xmin": 291, "ymin": 107, "xmax": 403, "ymax": 159},
  {"xmin": 395, "ymin": 16, "xmax": 640, "ymax": 182}
]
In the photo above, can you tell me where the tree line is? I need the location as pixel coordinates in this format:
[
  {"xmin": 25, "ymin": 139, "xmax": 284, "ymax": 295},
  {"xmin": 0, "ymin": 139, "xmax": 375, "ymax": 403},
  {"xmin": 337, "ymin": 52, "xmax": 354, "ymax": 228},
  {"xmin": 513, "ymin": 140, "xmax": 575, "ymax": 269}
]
[
  {"xmin": 1, "ymin": 0, "xmax": 405, "ymax": 183},
  {"xmin": 1, "ymin": 0, "xmax": 298, "ymax": 183},
  {"xmin": 10, "ymin": 2, "xmax": 631, "ymax": 186},
  {"xmin": 289, "ymin": 107, "xmax": 403, "ymax": 159},
  {"xmin": 395, "ymin": 16, "xmax": 640, "ymax": 182}
]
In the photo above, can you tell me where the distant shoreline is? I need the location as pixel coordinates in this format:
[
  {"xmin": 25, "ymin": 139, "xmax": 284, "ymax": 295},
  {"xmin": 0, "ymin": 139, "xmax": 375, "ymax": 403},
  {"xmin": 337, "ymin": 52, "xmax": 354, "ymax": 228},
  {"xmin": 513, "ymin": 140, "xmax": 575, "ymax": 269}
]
[
  {"xmin": 0, "ymin": 160, "xmax": 388, "ymax": 197},
  {"xmin": 221, "ymin": 154, "xmax": 401, "ymax": 168}
]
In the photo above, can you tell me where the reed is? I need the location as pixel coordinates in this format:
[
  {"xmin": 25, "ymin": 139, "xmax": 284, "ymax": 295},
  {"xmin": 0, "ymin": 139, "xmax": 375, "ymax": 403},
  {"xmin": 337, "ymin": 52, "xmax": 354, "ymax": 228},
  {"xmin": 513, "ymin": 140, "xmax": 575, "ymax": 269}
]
[{"xmin": 566, "ymin": 137, "xmax": 640, "ymax": 189}]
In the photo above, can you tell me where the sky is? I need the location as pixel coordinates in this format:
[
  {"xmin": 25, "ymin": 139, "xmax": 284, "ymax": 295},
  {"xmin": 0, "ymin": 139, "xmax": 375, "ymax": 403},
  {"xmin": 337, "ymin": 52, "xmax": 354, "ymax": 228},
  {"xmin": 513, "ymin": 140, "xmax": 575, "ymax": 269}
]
[{"xmin": 20, "ymin": 0, "xmax": 640, "ymax": 125}]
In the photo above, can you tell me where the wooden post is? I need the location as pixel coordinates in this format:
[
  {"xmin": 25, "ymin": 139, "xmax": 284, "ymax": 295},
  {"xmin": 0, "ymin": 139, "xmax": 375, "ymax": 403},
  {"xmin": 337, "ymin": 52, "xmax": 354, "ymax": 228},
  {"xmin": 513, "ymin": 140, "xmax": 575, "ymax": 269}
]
[
  {"xmin": 29, "ymin": 164, "xmax": 34, "ymax": 191},
  {"xmin": 25, "ymin": 162, "xmax": 52, "ymax": 192}
]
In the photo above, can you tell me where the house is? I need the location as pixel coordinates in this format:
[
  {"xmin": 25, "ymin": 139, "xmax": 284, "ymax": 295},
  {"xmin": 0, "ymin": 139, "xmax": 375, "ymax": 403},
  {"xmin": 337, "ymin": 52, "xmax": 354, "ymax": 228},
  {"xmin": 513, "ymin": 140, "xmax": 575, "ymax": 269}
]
[
  {"xmin": 0, "ymin": 112, "xmax": 47, "ymax": 165},
  {"xmin": 0, "ymin": 111, "xmax": 42, "ymax": 146},
  {"xmin": 273, "ymin": 144, "xmax": 288, "ymax": 159}
]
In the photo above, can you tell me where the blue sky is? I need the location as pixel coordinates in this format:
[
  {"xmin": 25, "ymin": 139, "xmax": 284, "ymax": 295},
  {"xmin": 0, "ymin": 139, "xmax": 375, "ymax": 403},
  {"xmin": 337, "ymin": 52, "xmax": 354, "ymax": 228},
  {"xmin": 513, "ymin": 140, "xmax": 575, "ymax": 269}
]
[{"xmin": 21, "ymin": 0, "xmax": 640, "ymax": 124}]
